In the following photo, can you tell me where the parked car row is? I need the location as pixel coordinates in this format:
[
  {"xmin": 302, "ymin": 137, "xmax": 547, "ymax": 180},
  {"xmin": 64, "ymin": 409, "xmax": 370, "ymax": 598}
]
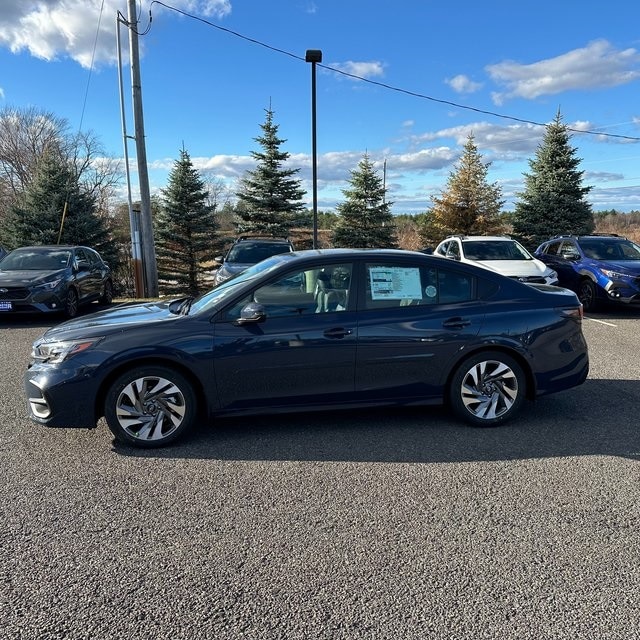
[
  {"xmin": 0, "ymin": 245, "xmax": 113, "ymax": 318},
  {"xmin": 433, "ymin": 233, "xmax": 640, "ymax": 313}
]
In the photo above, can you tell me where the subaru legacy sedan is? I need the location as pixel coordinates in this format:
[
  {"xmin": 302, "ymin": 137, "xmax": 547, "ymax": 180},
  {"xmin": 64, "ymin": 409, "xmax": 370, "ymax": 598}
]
[
  {"xmin": 25, "ymin": 249, "xmax": 589, "ymax": 448},
  {"xmin": 0, "ymin": 245, "xmax": 112, "ymax": 317}
]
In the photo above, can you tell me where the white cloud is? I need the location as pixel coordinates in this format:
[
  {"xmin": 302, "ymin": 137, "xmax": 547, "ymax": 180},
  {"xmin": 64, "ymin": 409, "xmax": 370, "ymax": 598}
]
[
  {"xmin": 446, "ymin": 74, "xmax": 482, "ymax": 94},
  {"xmin": 329, "ymin": 60, "xmax": 385, "ymax": 80},
  {"xmin": 412, "ymin": 121, "xmax": 546, "ymax": 157},
  {"xmin": 488, "ymin": 40, "xmax": 640, "ymax": 104},
  {"xmin": 0, "ymin": 0, "xmax": 231, "ymax": 67}
]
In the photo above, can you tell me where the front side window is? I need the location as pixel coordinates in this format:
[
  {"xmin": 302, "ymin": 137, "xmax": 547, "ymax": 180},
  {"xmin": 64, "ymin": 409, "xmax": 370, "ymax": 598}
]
[
  {"xmin": 559, "ymin": 241, "xmax": 580, "ymax": 259},
  {"xmin": 223, "ymin": 263, "xmax": 353, "ymax": 320},
  {"xmin": 446, "ymin": 242, "xmax": 461, "ymax": 259},
  {"xmin": 364, "ymin": 263, "xmax": 474, "ymax": 310}
]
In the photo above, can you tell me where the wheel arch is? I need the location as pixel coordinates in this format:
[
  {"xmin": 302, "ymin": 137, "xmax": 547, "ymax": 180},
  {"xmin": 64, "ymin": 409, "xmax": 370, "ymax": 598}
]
[
  {"xmin": 443, "ymin": 345, "xmax": 537, "ymax": 403},
  {"xmin": 94, "ymin": 356, "xmax": 209, "ymax": 423}
]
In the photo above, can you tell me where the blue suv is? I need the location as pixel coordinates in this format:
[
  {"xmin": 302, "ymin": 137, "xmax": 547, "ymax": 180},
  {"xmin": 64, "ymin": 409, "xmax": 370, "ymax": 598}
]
[{"xmin": 535, "ymin": 234, "xmax": 640, "ymax": 311}]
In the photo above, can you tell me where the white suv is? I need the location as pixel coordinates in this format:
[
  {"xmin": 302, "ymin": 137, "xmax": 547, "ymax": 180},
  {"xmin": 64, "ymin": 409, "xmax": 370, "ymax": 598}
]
[{"xmin": 434, "ymin": 235, "xmax": 558, "ymax": 285}]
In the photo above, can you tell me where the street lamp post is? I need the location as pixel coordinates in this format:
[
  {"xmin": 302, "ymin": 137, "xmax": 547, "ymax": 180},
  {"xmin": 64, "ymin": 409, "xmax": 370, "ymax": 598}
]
[{"xmin": 305, "ymin": 49, "xmax": 322, "ymax": 249}]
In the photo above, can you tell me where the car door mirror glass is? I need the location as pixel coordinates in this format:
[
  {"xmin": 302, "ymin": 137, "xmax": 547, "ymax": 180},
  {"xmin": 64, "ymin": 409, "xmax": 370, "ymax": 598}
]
[{"xmin": 236, "ymin": 302, "xmax": 266, "ymax": 324}]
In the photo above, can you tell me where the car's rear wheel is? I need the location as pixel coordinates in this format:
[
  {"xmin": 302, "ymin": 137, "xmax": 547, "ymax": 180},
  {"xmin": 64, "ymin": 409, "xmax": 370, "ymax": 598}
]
[
  {"xmin": 65, "ymin": 288, "xmax": 79, "ymax": 318},
  {"xmin": 104, "ymin": 366, "xmax": 197, "ymax": 448},
  {"xmin": 99, "ymin": 279, "xmax": 113, "ymax": 305},
  {"xmin": 577, "ymin": 278, "xmax": 598, "ymax": 312},
  {"xmin": 450, "ymin": 352, "xmax": 526, "ymax": 426}
]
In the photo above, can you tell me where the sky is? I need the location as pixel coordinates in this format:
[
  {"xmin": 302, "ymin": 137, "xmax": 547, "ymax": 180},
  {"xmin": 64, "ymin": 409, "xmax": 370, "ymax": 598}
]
[{"xmin": 1, "ymin": 0, "xmax": 640, "ymax": 215}]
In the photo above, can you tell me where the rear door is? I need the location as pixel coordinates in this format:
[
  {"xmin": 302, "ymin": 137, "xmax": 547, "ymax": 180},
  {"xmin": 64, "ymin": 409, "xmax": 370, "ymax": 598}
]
[{"xmin": 354, "ymin": 259, "xmax": 485, "ymax": 401}]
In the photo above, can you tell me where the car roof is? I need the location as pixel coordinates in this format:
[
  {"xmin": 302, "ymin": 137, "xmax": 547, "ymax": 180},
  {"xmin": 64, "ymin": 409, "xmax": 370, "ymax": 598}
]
[
  {"xmin": 548, "ymin": 234, "xmax": 627, "ymax": 242},
  {"xmin": 233, "ymin": 236, "xmax": 292, "ymax": 244},
  {"xmin": 11, "ymin": 245, "xmax": 87, "ymax": 251},
  {"xmin": 288, "ymin": 248, "xmax": 422, "ymax": 259},
  {"xmin": 450, "ymin": 235, "xmax": 514, "ymax": 242}
]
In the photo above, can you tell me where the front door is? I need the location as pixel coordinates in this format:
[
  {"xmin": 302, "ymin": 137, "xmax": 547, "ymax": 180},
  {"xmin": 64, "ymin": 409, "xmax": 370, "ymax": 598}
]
[{"xmin": 213, "ymin": 262, "xmax": 357, "ymax": 411}]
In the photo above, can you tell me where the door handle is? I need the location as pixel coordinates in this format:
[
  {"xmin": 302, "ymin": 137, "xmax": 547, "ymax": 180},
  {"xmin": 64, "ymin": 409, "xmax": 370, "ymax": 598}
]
[
  {"xmin": 442, "ymin": 317, "xmax": 471, "ymax": 329},
  {"xmin": 323, "ymin": 327, "xmax": 353, "ymax": 339}
]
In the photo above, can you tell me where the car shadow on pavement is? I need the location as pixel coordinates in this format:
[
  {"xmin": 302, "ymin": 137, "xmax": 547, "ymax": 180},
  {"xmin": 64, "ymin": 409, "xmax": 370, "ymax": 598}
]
[{"xmin": 112, "ymin": 378, "xmax": 640, "ymax": 464}]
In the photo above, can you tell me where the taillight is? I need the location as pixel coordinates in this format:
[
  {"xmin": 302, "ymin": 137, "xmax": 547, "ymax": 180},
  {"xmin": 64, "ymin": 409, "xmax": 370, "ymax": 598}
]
[{"xmin": 559, "ymin": 306, "xmax": 583, "ymax": 322}]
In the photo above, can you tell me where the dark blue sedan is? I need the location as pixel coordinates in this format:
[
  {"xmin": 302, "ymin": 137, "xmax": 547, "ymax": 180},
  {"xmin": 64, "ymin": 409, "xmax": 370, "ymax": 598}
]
[{"xmin": 25, "ymin": 249, "xmax": 589, "ymax": 448}]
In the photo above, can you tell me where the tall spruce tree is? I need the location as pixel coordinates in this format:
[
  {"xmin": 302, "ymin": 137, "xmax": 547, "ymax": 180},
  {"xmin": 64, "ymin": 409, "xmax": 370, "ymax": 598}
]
[
  {"xmin": 421, "ymin": 134, "xmax": 504, "ymax": 245},
  {"xmin": 156, "ymin": 149, "xmax": 217, "ymax": 296},
  {"xmin": 332, "ymin": 153, "xmax": 397, "ymax": 248},
  {"xmin": 235, "ymin": 108, "xmax": 306, "ymax": 237},
  {"xmin": 1, "ymin": 147, "xmax": 114, "ymax": 261},
  {"xmin": 512, "ymin": 111, "xmax": 594, "ymax": 250}
]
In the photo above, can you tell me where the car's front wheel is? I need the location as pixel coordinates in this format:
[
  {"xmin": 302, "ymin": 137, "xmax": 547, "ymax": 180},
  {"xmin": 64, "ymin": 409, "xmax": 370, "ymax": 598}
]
[
  {"xmin": 65, "ymin": 288, "xmax": 79, "ymax": 318},
  {"xmin": 577, "ymin": 278, "xmax": 598, "ymax": 312},
  {"xmin": 450, "ymin": 352, "xmax": 526, "ymax": 426},
  {"xmin": 104, "ymin": 366, "xmax": 197, "ymax": 447},
  {"xmin": 99, "ymin": 279, "xmax": 113, "ymax": 305}
]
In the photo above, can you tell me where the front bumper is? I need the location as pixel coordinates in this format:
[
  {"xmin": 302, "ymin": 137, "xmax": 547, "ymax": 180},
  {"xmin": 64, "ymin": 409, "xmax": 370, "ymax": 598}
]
[
  {"xmin": 24, "ymin": 364, "xmax": 99, "ymax": 428},
  {"xmin": 602, "ymin": 279, "xmax": 640, "ymax": 304}
]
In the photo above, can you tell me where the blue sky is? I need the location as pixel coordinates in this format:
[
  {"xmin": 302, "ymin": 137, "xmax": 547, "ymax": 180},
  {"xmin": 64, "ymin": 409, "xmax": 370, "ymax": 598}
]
[{"xmin": 1, "ymin": 0, "xmax": 640, "ymax": 214}]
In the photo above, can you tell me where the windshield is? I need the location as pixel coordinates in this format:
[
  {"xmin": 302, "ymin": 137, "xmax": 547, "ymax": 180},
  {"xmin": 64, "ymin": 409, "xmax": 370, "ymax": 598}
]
[
  {"xmin": 1, "ymin": 249, "xmax": 71, "ymax": 270},
  {"xmin": 226, "ymin": 242, "xmax": 291, "ymax": 264},
  {"xmin": 188, "ymin": 253, "xmax": 294, "ymax": 315},
  {"xmin": 462, "ymin": 240, "xmax": 532, "ymax": 261},
  {"xmin": 580, "ymin": 239, "xmax": 640, "ymax": 261}
]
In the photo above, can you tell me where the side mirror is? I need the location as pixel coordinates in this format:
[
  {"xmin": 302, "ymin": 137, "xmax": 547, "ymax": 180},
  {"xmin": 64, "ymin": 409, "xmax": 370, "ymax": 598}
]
[
  {"xmin": 214, "ymin": 255, "xmax": 224, "ymax": 264},
  {"xmin": 235, "ymin": 302, "xmax": 266, "ymax": 325},
  {"xmin": 561, "ymin": 253, "xmax": 579, "ymax": 261}
]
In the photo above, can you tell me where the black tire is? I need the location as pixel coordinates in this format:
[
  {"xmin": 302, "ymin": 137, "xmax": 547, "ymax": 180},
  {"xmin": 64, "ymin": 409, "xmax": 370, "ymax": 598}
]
[
  {"xmin": 450, "ymin": 351, "xmax": 526, "ymax": 427},
  {"xmin": 65, "ymin": 287, "xmax": 79, "ymax": 318},
  {"xmin": 577, "ymin": 278, "xmax": 598, "ymax": 312},
  {"xmin": 104, "ymin": 366, "xmax": 197, "ymax": 448},
  {"xmin": 99, "ymin": 279, "xmax": 114, "ymax": 305}
]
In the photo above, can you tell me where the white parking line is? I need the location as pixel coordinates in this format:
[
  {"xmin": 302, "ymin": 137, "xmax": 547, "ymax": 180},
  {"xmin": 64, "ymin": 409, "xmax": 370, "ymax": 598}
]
[{"xmin": 585, "ymin": 317, "xmax": 617, "ymax": 327}]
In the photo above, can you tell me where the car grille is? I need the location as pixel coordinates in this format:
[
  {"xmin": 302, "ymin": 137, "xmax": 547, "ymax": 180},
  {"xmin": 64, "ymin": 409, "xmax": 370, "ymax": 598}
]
[
  {"xmin": 509, "ymin": 276, "xmax": 547, "ymax": 284},
  {"xmin": 0, "ymin": 287, "xmax": 30, "ymax": 300}
]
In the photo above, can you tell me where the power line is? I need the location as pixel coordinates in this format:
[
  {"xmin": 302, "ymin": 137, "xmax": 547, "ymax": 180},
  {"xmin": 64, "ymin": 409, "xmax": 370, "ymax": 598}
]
[{"xmin": 148, "ymin": 0, "xmax": 640, "ymax": 143}]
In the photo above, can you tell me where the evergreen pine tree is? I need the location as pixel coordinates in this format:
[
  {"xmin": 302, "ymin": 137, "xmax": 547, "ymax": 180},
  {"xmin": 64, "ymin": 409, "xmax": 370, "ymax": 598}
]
[
  {"xmin": 512, "ymin": 111, "xmax": 594, "ymax": 250},
  {"xmin": 332, "ymin": 153, "xmax": 397, "ymax": 248},
  {"xmin": 1, "ymin": 148, "xmax": 114, "ymax": 261},
  {"xmin": 423, "ymin": 134, "xmax": 504, "ymax": 245},
  {"xmin": 157, "ymin": 149, "xmax": 217, "ymax": 296},
  {"xmin": 235, "ymin": 107, "xmax": 306, "ymax": 237}
]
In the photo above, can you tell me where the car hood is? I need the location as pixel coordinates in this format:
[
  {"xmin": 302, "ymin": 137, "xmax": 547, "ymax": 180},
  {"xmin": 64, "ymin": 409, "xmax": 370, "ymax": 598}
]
[
  {"xmin": 593, "ymin": 259, "xmax": 640, "ymax": 274},
  {"xmin": 0, "ymin": 268, "xmax": 67, "ymax": 286},
  {"xmin": 222, "ymin": 262, "xmax": 252, "ymax": 275},
  {"xmin": 474, "ymin": 259, "xmax": 550, "ymax": 278},
  {"xmin": 41, "ymin": 300, "xmax": 179, "ymax": 340}
]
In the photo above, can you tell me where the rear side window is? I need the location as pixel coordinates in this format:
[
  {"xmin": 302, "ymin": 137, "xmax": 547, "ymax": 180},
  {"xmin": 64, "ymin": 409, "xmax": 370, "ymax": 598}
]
[{"xmin": 363, "ymin": 262, "xmax": 474, "ymax": 310}]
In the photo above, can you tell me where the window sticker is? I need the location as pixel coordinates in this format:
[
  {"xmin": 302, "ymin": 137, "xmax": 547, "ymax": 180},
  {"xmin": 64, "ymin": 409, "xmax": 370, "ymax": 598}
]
[
  {"xmin": 369, "ymin": 267, "xmax": 423, "ymax": 300},
  {"xmin": 425, "ymin": 285, "xmax": 437, "ymax": 298}
]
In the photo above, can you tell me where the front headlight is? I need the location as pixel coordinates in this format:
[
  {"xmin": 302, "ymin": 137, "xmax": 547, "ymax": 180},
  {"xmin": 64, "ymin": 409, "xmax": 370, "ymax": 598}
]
[
  {"xmin": 33, "ymin": 278, "xmax": 63, "ymax": 291},
  {"xmin": 214, "ymin": 269, "xmax": 230, "ymax": 284},
  {"xmin": 600, "ymin": 268, "xmax": 627, "ymax": 280},
  {"xmin": 32, "ymin": 337, "xmax": 104, "ymax": 364}
]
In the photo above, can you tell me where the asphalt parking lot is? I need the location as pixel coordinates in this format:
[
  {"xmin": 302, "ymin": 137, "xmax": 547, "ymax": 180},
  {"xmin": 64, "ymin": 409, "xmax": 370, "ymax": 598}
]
[{"xmin": 1, "ymin": 306, "xmax": 639, "ymax": 639}]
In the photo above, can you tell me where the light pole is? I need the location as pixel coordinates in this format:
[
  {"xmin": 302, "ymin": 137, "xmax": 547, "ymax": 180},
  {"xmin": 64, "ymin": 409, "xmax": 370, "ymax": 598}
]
[{"xmin": 305, "ymin": 49, "xmax": 322, "ymax": 249}]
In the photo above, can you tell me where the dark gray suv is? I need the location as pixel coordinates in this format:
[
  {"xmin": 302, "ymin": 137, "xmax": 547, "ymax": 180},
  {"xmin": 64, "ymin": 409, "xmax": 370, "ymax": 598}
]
[{"xmin": 214, "ymin": 236, "xmax": 294, "ymax": 285}]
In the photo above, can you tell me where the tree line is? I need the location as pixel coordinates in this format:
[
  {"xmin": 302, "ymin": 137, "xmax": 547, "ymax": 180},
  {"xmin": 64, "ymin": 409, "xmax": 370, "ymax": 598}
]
[{"xmin": 1, "ymin": 104, "xmax": 637, "ymax": 298}]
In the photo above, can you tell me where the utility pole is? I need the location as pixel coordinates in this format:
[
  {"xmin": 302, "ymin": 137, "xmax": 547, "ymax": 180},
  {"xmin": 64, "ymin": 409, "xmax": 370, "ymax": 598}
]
[{"xmin": 127, "ymin": 0, "xmax": 158, "ymax": 297}]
